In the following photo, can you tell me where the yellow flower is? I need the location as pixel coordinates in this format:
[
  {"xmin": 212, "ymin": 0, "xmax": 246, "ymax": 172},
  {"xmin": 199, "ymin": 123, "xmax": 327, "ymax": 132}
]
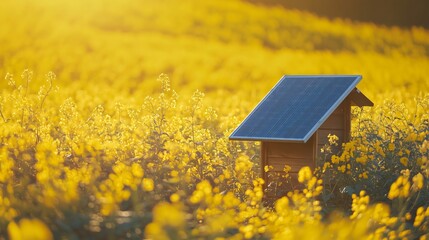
[
  {"xmin": 350, "ymin": 191, "xmax": 370, "ymax": 219},
  {"xmin": 241, "ymin": 225, "xmax": 254, "ymax": 239},
  {"xmin": 373, "ymin": 203, "xmax": 390, "ymax": 223},
  {"xmin": 412, "ymin": 173, "xmax": 424, "ymax": 191},
  {"xmin": 400, "ymin": 157, "xmax": 408, "ymax": 167},
  {"xmin": 327, "ymin": 134, "xmax": 339, "ymax": 146},
  {"xmin": 8, "ymin": 219, "xmax": 53, "ymax": 240},
  {"xmin": 331, "ymin": 155, "xmax": 340, "ymax": 164},
  {"xmin": 283, "ymin": 165, "xmax": 291, "ymax": 173},
  {"xmin": 298, "ymin": 166, "xmax": 312, "ymax": 183},
  {"xmin": 359, "ymin": 171, "xmax": 369, "ymax": 179},
  {"xmin": 171, "ymin": 170, "xmax": 179, "ymax": 177},
  {"xmin": 142, "ymin": 178, "xmax": 154, "ymax": 192},
  {"xmin": 414, "ymin": 207, "xmax": 426, "ymax": 227},
  {"xmin": 338, "ymin": 165, "xmax": 346, "ymax": 173},
  {"xmin": 152, "ymin": 202, "xmax": 185, "ymax": 228},
  {"xmin": 145, "ymin": 223, "xmax": 168, "ymax": 240},
  {"xmin": 264, "ymin": 165, "xmax": 271, "ymax": 173},
  {"xmin": 0, "ymin": 148, "xmax": 14, "ymax": 183},
  {"xmin": 224, "ymin": 169, "xmax": 231, "ymax": 179},
  {"xmin": 356, "ymin": 156, "xmax": 368, "ymax": 165},
  {"xmin": 405, "ymin": 212, "xmax": 412, "ymax": 220},
  {"xmin": 190, "ymin": 180, "xmax": 212, "ymax": 204},
  {"xmin": 388, "ymin": 176, "xmax": 410, "ymax": 199},
  {"xmin": 145, "ymin": 202, "xmax": 185, "ymax": 240},
  {"xmin": 170, "ymin": 193, "xmax": 180, "ymax": 203},
  {"xmin": 235, "ymin": 155, "xmax": 253, "ymax": 176},
  {"xmin": 421, "ymin": 140, "xmax": 429, "ymax": 153},
  {"xmin": 131, "ymin": 163, "xmax": 144, "ymax": 178}
]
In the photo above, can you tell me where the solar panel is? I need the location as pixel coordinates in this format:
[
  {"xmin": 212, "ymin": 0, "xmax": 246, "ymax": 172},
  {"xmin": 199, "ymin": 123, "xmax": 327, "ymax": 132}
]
[{"xmin": 229, "ymin": 75, "xmax": 362, "ymax": 143}]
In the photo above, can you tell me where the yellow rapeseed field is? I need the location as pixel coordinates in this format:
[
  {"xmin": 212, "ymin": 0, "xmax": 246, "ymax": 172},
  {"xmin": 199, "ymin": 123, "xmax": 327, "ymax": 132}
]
[{"xmin": 0, "ymin": 0, "xmax": 428, "ymax": 239}]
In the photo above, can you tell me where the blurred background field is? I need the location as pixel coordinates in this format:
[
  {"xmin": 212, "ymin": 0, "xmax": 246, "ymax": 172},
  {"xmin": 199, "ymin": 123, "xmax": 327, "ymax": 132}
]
[
  {"xmin": 1, "ymin": 0, "xmax": 429, "ymax": 239},
  {"xmin": 1, "ymin": 0, "xmax": 428, "ymax": 103}
]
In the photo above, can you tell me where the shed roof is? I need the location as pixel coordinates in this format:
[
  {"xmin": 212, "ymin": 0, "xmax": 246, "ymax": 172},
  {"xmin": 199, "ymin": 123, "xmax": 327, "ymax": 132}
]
[{"xmin": 229, "ymin": 75, "xmax": 373, "ymax": 143}]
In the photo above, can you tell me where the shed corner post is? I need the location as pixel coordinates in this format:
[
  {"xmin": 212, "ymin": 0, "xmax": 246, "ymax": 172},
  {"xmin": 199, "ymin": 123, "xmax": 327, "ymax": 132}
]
[
  {"xmin": 345, "ymin": 97, "xmax": 352, "ymax": 142},
  {"xmin": 260, "ymin": 141, "xmax": 268, "ymax": 186},
  {"xmin": 313, "ymin": 132, "xmax": 319, "ymax": 170}
]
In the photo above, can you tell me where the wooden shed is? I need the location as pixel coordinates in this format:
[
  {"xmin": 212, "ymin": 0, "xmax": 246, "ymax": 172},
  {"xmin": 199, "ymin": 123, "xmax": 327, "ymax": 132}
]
[{"xmin": 229, "ymin": 75, "xmax": 373, "ymax": 195}]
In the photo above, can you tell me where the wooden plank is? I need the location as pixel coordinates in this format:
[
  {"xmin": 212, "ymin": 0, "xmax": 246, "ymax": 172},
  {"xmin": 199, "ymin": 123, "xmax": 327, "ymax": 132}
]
[
  {"xmin": 266, "ymin": 140, "xmax": 314, "ymax": 173},
  {"xmin": 267, "ymin": 141, "xmax": 313, "ymax": 157},
  {"xmin": 268, "ymin": 157, "xmax": 313, "ymax": 172},
  {"xmin": 332, "ymin": 103, "xmax": 345, "ymax": 114},
  {"xmin": 320, "ymin": 113, "xmax": 344, "ymax": 130}
]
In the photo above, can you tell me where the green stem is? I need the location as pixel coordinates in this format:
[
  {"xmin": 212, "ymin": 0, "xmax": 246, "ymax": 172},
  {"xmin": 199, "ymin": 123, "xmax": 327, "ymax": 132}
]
[
  {"xmin": 39, "ymin": 81, "xmax": 53, "ymax": 110},
  {"xmin": 0, "ymin": 109, "xmax": 6, "ymax": 123}
]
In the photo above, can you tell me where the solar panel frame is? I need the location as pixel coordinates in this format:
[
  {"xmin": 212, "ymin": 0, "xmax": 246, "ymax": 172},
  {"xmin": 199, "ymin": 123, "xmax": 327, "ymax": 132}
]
[{"xmin": 229, "ymin": 75, "xmax": 362, "ymax": 143}]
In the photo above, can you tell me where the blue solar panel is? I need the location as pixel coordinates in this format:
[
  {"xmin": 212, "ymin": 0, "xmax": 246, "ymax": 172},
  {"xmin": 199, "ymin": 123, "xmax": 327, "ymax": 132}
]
[{"xmin": 229, "ymin": 75, "xmax": 362, "ymax": 142}]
